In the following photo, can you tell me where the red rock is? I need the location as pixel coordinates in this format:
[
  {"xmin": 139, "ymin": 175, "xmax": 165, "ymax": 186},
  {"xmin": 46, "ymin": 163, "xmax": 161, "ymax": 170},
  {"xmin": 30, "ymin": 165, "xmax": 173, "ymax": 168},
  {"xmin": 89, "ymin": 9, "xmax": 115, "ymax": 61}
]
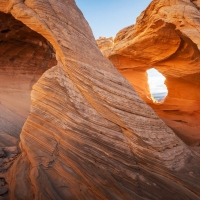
[
  {"xmin": 0, "ymin": 12, "xmax": 56, "ymax": 146},
  {"xmin": 0, "ymin": 0, "xmax": 199, "ymax": 200},
  {"xmin": 99, "ymin": 0, "xmax": 200, "ymax": 146},
  {"xmin": 0, "ymin": 187, "xmax": 7, "ymax": 196}
]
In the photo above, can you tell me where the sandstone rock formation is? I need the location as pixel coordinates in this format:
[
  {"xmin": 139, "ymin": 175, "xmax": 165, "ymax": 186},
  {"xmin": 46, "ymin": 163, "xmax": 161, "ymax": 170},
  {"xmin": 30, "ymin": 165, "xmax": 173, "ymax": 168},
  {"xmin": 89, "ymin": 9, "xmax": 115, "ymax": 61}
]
[
  {"xmin": 0, "ymin": 0, "xmax": 200, "ymax": 199},
  {"xmin": 99, "ymin": 0, "xmax": 200, "ymax": 146},
  {"xmin": 0, "ymin": 12, "xmax": 56, "ymax": 147},
  {"xmin": 96, "ymin": 37, "xmax": 114, "ymax": 57}
]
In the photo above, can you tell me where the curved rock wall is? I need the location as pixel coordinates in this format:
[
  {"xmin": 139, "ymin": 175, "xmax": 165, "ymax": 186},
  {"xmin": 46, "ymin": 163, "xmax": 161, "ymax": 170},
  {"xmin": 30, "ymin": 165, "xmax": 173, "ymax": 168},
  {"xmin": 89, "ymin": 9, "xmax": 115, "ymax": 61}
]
[
  {"xmin": 102, "ymin": 0, "xmax": 200, "ymax": 146},
  {"xmin": 0, "ymin": 0, "xmax": 200, "ymax": 199},
  {"xmin": 0, "ymin": 12, "xmax": 56, "ymax": 146}
]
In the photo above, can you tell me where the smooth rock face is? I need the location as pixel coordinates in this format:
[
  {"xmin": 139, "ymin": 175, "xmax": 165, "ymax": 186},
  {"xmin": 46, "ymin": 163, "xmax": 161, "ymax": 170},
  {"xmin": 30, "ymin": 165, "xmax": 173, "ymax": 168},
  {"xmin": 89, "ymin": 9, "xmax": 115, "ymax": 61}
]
[
  {"xmin": 100, "ymin": 0, "xmax": 200, "ymax": 146},
  {"xmin": 0, "ymin": 12, "xmax": 56, "ymax": 146},
  {"xmin": 0, "ymin": 0, "xmax": 200, "ymax": 200}
]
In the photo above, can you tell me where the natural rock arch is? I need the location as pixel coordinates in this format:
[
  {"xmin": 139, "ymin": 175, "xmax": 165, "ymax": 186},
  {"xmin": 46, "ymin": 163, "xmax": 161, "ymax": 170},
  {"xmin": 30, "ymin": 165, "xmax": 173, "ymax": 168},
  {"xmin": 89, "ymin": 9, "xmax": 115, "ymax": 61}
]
[
  {"xmin": 0, "ymin": 12, "xmax": 56, "ymax": 146},
  {"xmin": 98, "ymin": 0, "xmax": 200, "ymax": 146},
  {"xmin": 0, "ymin": 0, "xmax": 200, "ymax": 200}
]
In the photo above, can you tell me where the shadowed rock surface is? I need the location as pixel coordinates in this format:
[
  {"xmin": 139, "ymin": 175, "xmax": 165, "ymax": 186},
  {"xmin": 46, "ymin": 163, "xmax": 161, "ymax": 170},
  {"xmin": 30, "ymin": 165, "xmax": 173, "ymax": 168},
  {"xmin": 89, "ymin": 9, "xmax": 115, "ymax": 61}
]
[
  {"xmin": 0, "ymin": 0, "xmax": 199, "ymax": 199},
  {"xmin": 99, "ymin": 0, "xmax": 200, "ymax": 146},
  {"xmin": 0, "ymin": 12, "xmax": 56, "ymax": 146}
]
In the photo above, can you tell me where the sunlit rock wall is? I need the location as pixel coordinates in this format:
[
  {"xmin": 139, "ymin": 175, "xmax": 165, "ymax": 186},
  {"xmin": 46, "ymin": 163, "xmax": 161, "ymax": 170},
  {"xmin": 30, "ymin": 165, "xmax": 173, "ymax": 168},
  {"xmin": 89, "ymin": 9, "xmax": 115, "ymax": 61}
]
[
  {"xmin": 99, "ymin": 0, "xmax": 200, "ymax": 146},
  {"xmin": 0, "ymin": 0, "xmax": 199, "ymax": 199}
]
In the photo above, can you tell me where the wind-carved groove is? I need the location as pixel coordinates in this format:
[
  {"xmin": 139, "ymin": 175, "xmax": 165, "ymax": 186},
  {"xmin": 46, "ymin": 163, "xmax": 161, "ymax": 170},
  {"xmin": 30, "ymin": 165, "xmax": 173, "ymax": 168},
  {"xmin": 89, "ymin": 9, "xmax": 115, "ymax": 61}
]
[{"xmin": 0, "ymin": 1, "xmax": 200, "ymax": 200}]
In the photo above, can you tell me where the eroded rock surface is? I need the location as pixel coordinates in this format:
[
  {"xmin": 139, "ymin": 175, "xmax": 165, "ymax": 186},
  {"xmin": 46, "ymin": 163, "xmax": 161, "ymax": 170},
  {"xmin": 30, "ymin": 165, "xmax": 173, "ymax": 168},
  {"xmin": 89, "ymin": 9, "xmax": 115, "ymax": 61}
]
[
  {"xmin": 99, "ymin": 0, "xmax": 200, "ymax": 146},
  {"xmin": 0, "ymin": 12, "xmax": 56, "ymax": 146},
  {"xmin": 0, "ymin": 0, "xmax": 200, "ymax": 199},
  {"xmin": 96, "ymin": 37, "xmax": 114, "ymax": 57}
]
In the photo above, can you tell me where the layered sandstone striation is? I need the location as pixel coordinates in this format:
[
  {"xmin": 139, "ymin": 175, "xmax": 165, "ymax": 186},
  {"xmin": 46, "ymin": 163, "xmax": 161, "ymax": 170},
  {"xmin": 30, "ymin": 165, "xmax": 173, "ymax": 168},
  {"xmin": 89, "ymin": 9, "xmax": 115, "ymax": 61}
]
[
  {"xmin": 0, "ymin": 0, "xmax": 199, "ymax": 199},
  {"xmin": 0, "ymin": 12, "xmax": 56, "ymax": 146},
  {"xmin": 99, "ymin": 0, "xmax": 200, "ymax": 146}
]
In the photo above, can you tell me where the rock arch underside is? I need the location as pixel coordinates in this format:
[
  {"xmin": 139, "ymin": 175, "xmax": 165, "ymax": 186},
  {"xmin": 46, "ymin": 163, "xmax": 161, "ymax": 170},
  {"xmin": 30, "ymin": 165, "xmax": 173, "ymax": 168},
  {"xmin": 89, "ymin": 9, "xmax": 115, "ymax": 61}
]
[
  {"xmin": 0, "ymin": 0, "xmax": 199, "ymax": 200},
  {"xmin": 0, "ymin": 11, "xmax": 56, "ymax": 147}
]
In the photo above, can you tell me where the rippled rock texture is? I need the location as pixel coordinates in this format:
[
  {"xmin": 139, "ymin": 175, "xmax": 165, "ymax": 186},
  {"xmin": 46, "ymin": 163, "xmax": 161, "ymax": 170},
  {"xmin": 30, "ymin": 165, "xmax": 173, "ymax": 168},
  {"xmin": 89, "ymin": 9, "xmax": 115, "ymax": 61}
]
[
  {"xmin": 100, "ymin": 0, "xmax": 200, "ymax": 146},
  {"xmin": 0, "ymin": 12, "xmax": 56, "ymax": 147},
  {"xmin": 0, "ymin": 0, "xmax": 200, "ymax": 199}
]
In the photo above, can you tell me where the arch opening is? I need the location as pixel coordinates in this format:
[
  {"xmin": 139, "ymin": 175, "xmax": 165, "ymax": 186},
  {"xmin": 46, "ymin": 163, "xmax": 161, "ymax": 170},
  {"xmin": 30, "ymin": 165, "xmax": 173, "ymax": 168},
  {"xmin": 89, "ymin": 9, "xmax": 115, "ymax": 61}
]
[
  {"xmin": 0, "ymin": 12, "xmax": 57, "ymax": 146},
  {"xmin": 147, "ymin": 68, "xmax": 168, "ymax": 103}
]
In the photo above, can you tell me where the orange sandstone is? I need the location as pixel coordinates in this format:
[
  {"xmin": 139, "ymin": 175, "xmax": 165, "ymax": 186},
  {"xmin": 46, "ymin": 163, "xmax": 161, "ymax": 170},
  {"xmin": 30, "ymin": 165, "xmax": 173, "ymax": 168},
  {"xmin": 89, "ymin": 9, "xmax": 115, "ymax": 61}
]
[
  {"xmin": 0, "ymin": 0, "xmax": 199, "ymax": 199},
  {"xmin": 99, "ymin": 0, "xmax": 200, "ymax": 146}
]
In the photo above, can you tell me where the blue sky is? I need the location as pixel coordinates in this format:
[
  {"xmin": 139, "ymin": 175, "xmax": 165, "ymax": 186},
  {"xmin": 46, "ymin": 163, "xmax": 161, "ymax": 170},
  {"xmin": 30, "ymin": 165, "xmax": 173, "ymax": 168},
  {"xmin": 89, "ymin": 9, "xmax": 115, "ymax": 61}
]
[
  {"xmin": 147, "ymin": 69, "xmax": 167, "ymax": 96},
  {"xmin": 75, "ymin": 0, "xmax": 152, "ymax": 39},
  {"xmin": 74, "ymin": 1, "xmax": 167, "ymax": 97}
]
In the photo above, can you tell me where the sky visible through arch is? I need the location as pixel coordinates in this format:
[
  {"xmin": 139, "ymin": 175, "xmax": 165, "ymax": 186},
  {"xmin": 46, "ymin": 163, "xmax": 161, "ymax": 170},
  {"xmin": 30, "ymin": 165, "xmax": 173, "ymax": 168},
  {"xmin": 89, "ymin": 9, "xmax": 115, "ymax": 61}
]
[{"xmin": 75, "ymin": 0, "xmax": 167, "ymax": 97}]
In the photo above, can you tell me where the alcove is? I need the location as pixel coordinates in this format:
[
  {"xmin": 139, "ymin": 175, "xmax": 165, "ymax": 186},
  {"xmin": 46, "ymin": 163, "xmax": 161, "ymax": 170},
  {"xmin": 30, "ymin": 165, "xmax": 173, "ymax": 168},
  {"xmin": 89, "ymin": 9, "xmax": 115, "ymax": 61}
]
[{"xmin": 0, "ymin": 12, "xmax": 57, "ymax": 146}]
